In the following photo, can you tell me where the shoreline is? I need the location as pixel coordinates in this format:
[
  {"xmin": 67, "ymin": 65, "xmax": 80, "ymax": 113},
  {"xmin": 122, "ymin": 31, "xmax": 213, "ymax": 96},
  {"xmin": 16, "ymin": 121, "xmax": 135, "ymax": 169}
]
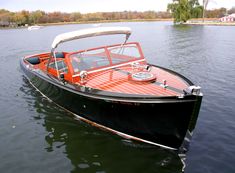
[
  {"xmin": 0, "ymin": 19, "xmax": 173, "ymax": 30},
  {"xmin": 2, "ymin": 18, "xmax": 235, "ymax": 29},
  {"xmin": 185, "ymin": 22, "xmax": 235, "ymax": 26},
  {"xmin": 185, "ymin": 18, "xmax": 235, "ymax": 26},
  {"xmin": 40, "ymin": 18, "xmax": 173, "ymax": 26}
]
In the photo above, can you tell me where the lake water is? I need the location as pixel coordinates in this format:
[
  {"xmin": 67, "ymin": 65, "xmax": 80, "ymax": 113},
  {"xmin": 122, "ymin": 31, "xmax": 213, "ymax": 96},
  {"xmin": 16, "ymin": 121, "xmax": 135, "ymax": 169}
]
[{"xmin": 0, "ymin": 22, "xmax": 235, "ymax": 173}]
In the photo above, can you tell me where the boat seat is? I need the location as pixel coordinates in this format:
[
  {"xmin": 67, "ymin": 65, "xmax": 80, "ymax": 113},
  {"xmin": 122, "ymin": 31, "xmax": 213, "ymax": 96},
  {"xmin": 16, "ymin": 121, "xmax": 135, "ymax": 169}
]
[
  {"xmin": 49, "ymin": 60, "xmax": 68, "ymax": 73},
  {"xmin": 55, "ymin": 52, "xmax": 65, "ymax": 58},
  {"xmin": 26, "ymin": 56, "xmax": 40, "ymax": 65}
]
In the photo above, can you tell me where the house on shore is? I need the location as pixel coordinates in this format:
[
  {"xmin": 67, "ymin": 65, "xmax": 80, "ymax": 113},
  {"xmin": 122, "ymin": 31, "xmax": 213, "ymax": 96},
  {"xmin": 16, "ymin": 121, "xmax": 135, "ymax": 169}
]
[
  {"xmin": 0, "ymin": 21, "xmax": 17, "ymax": 27},
  {"xmin": 220, "ymin": 13, "xmax": 235, "ymax": 22},
  {"xmin": 0, "ymin": 21, "xmax": 10, "ymax": 27}
]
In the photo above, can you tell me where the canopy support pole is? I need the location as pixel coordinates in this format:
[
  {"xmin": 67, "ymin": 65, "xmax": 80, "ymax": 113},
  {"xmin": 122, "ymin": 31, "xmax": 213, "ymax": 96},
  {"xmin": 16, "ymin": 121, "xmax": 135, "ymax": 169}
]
[{"xmin": 47, "ymin": 48, "xmax": 60, "ymax": 79}]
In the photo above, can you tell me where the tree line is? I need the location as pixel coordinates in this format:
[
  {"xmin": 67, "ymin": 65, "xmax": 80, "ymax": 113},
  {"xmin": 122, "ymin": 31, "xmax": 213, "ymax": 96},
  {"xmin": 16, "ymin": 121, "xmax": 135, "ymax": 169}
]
[
  {"xmin": 0, "ymin": 9, "xmax": 171, "ymax": 27},
  {"xmin": 1, "ymin": 5, "xmax": 235, "ymax": 27},
  {"xmin": 167, "ymin": 0, "xmax": 235, "ymax": 23}
]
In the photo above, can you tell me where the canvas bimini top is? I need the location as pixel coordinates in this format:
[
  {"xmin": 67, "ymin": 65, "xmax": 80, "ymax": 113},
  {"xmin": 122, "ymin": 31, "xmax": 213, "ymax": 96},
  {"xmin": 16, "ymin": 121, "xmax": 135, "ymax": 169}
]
[{"xmin": 51, "ymin": 27, "xmax": 132, "ymax": 49}]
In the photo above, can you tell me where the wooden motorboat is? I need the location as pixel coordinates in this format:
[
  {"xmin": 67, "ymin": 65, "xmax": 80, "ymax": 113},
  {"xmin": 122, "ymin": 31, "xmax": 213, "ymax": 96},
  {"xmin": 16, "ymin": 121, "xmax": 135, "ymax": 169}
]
[
  {"xmin": 20, "ymin": 27, "xmax": 203, "ymax": 151},
  {"xmin": 28, "ymin": 25, "xmax": 42, "ymax": 30}
]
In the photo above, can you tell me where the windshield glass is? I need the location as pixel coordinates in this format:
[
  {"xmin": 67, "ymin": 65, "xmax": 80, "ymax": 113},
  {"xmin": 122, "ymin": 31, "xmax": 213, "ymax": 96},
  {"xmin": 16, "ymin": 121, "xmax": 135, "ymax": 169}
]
[
  {"xmin": 108, "ymin": 44, "xmax": 141, "ymax": 65},
  {"xmin": 69, "ymin": 43, "xmax": 142, "ymax": 73},
  {"xmin": 70, "ymin": 48, "xmax": 110, "ymax": 73}
]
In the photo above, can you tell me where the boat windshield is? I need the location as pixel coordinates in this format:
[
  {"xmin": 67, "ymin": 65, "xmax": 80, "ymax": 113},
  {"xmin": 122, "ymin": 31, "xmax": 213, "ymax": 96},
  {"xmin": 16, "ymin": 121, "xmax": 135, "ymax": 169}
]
[
  {"xmin": 69, "ymin": 43, "xmax": 142, "ymax": 74},
  {"xmin": 108, "ymin": 44, "xmax": 141, "ymax": 65}
]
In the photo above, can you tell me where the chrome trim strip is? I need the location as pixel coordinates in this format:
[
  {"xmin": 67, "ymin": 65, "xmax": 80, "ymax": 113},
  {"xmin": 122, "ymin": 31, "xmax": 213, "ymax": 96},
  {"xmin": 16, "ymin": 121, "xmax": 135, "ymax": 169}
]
[{"xmin": 72, "ymin": 59, "xmax": 145, "ymax": 77}]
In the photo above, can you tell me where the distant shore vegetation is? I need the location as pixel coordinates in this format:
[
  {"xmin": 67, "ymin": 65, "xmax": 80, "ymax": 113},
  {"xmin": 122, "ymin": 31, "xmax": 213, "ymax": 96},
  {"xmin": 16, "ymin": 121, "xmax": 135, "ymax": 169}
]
[
  {"xmin": 0, "ymin": 5, "xmax": 235, "ymax": 27},
  {"xmin": 0, "ymin": 10, "xmax": 172, "ymax": 27}
]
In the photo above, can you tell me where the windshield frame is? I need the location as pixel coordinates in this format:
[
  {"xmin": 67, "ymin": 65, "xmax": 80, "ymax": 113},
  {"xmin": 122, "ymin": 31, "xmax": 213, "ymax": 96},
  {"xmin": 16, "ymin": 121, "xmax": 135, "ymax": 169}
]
[{"xmin": 67, "ymin": 42, "xmax": 145, "ymax": 76}]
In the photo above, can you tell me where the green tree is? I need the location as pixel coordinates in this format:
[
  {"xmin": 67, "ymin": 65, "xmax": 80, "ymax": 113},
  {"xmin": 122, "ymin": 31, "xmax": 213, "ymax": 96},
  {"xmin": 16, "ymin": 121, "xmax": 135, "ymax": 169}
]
[
  {"xmin": 167, "ymin": 0, "xmax": 191, "ymax": 23},
  {"xmin": 29, "ymin": 10, "xmax": 43, "ymax": 24},
  {"xmin": 189, "ymin": 0, "xmax": 203, "ymax": 18}
]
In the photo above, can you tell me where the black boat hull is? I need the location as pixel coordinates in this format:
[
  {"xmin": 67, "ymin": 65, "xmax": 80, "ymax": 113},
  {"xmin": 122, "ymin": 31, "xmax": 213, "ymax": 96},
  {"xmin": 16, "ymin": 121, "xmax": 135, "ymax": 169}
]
[{"xmin": 20, "ymin": 59, "xmax": 202, "ymax": 151}]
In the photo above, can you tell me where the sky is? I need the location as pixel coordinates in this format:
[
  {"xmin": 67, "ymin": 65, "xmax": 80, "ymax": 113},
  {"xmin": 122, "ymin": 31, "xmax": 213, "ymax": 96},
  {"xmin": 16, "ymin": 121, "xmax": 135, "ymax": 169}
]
[{"xmin": 0, "ymin": 0, "xmax": 235, "ymax": 13}]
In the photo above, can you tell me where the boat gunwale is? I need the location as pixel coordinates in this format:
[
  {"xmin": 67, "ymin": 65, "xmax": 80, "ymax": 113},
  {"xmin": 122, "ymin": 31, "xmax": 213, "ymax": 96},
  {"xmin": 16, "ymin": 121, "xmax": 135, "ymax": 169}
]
[{"xmin": 21, "ymin": 57, "xmax": 199, "ymax": 103}]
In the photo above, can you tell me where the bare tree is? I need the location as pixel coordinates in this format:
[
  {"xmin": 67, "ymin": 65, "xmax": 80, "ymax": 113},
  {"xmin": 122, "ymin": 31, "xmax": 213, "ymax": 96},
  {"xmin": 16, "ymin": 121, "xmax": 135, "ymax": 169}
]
[{"xmin": 203, "ymin": 0, "xmax": 210, "ymax": 22}]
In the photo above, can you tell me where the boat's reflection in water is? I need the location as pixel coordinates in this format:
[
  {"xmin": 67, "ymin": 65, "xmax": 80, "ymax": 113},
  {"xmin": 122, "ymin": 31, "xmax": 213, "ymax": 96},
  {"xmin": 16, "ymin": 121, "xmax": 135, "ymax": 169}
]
[{"xmin": 22, "ymin": 77, "xmax": 185, "ymax": 173}]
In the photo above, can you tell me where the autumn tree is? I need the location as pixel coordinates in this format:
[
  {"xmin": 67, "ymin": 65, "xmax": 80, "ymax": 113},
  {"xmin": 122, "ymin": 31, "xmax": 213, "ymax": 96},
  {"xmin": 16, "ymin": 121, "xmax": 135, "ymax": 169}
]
[
  {"xmin": 21, "ymin": 10, "xmax": 30, "ymax": 24},
  {"xmin": 143, "ymin": 11, "xmax": 156, "ymax": 19},
  {"xmin": 12, "ymin": 12, "xmax": 27, "ymax": 25},
  {"xmin": 70, "ymin": 12, "xmax": 82, "ymax": 22},
  {"xmin": 206, "ymin": 8, "xmax": 227, "ymax": 18},
  {"xmin": 0, "ymin": 9, "xmax": 12, "ymax": 26}
]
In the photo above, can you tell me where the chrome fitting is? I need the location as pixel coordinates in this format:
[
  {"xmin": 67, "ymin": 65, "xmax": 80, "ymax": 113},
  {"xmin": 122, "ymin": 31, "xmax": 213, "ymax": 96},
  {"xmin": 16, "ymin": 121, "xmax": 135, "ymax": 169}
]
[{"xmin": 184, "ymin": 86, "xmax": 201, "ymax": 95}]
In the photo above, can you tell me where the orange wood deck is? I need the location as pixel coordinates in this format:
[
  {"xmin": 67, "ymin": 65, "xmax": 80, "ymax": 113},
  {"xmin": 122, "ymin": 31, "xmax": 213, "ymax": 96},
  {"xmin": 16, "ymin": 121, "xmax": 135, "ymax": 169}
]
[{"xmin": 85, "ymin": 66, "xmax": 189, "ymax": 96}]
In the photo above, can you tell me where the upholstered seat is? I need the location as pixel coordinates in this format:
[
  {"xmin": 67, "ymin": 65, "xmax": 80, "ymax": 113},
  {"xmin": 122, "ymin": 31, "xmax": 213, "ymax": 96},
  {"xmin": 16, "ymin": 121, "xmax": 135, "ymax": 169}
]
[{"xmin": 26, "ymin": 57, "xmax": 40, "ymax": 65}]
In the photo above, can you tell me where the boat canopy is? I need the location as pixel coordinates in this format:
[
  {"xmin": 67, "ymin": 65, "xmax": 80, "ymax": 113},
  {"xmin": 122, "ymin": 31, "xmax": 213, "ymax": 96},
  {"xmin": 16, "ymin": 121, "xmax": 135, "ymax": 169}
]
[{"xmin": 51, "ymin": 27, "xmax": 132, "ymax": 49}]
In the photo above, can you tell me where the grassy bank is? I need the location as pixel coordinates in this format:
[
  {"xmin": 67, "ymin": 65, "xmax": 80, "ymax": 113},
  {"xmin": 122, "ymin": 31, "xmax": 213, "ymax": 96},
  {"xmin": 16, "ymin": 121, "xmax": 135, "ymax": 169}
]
[
  {"xmin": 185, "ymin": 22, "xmax": 235, "ymax": 26},
  {"xmin": 185, "ymin": 18, "xmax": 235, "ymax": 26}
]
